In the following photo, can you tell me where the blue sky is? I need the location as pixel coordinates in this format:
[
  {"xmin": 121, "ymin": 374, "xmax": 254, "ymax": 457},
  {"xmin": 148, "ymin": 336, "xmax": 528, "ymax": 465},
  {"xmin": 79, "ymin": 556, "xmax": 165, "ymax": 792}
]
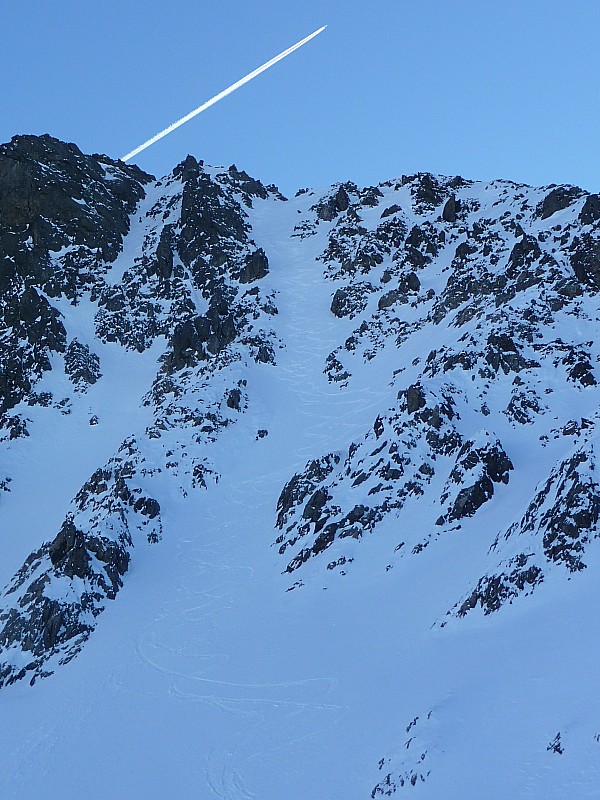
[{"xmin": 3, "ymin": 1, "xmax": 600, "ymax": 195}]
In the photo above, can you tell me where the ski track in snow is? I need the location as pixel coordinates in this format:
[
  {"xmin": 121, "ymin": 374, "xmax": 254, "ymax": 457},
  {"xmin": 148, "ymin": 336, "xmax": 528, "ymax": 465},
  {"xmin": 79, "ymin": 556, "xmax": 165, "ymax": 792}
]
[{"xmin": 127, "ymin": 200, "xmax": 368, "ymax": 799}]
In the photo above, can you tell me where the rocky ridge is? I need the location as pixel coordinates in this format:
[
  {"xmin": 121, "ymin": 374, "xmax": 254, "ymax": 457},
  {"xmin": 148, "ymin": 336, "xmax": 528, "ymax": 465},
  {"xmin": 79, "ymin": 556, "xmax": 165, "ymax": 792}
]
[{"xmin": 0, "ymin": 135, "xmax": 281, "ymax": 685}]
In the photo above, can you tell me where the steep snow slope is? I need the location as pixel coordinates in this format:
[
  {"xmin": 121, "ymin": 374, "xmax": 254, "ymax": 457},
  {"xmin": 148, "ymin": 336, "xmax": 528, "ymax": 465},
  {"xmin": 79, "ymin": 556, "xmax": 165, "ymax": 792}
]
[{"xmin": 0, "ymin": 134, "xmax": 600, "ymax": 797}]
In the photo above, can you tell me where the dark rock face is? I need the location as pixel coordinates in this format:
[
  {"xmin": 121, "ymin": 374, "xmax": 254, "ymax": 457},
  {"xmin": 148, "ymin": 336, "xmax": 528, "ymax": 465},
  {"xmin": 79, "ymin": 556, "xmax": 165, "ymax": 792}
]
[
  {"xmin": 402, "ymin": 272, "xmax": 421, "ymax": 293},
  {"xmin": 403, "ymin": 223, "xmax": 439, "ymax": 270},
  {"xmin": 537, "ymin": 448, "xmax": 600, "ymax": 570},
  {"xmin": 456, "ymin": 442, "xmax": 600, "ymax": 616},
  {"xmin": 0, "ymin": 134, "xmax": 151, "ymax": 416},
  {"xmin": 64, "ymin": 339, "xmax": 101, "ymax": 389},
  {"xmin": 405, "ymin": 384, "xmax": 427, "ymax": 414},
  {"xmin": 0, "ymin": 134, "xmax": 151, "ymax": 267},
  {"xmin": 0, "ymin": 287, "xmax": 67, "ymax": 413},
  {"xmin": 238, "ymin": 248, "xmax": 269, "ymax": 284},
  {"xmin": 49, "ymin": 519, "xmax": 91, "ymax": 578},
  {"xmin": 151, "ymin": 225, "xmax": 175, "ymax": 285},
  {"xmin": 406, "ymin": 173, "xmax": 445, "ymax": 208},
  {"xmin": 450, "ymin": 480, "xmax": 493, "ymax": 519},
  {"xmin": 331, "ymin": 288, "xmax": 350, "ymax": 317},
  {"xmin": 93, "ymin": 152, "xmax": 269, "ymax": 357},
  {"xmin": 547, "ymin": 733, "xmax": 564, "ymax": 755},
  {"xmin": 315, "ymin": 185, "xmax": 351, "ymax": 221},
  {"xmin": 570, "ymin": 233, "xmax": 600, "ymax": 288},
  {"xmin": 330, "ymin": 283, "xmax": 374, "ymax": 319},
  {"xmin": 439, "ymin": 438, "xmax": 513, "ymax": 524},
  {"xmin": 377, "ymin": 289, "xmax": 401, "ymax": 311},
  {"xmin": 335, "ymin": 186, "xmax": 350, "ymax": 212},
  {"xmin": 225, "ymin": 164, "xmax": 270, "ymax": 202},
  {"xmin": 380, "ymin": 204, "xmax": 402, "ymax": 219},
  {"xmin": 507, "ymin": 233, "xmax": 544, "ymax": 275},
  {"xmin": 538, "ymin": 186, "xmax": 583, "ymax": 220},
  {"xmin": 377, "ymin": 272, "xmax": 420, "ymax": 311},
  {"xmin": 579, "ymin": 194, "xmax": 600, "ymax": 226},
  {"xmin": 164, "ymin": 305, "xmax": 238, "ymax": 373},
  {"xmin": 276, "ymin": 454, "xmax": 341, "ymax": 530},
  {"xmin": 176, "ymin": 155, "xmax": 250, "ymax": 271},
  {"xmin": 484, "ymin": 333, "xmax": 535, "ymax": 375},
  {"xmin": 303, "ymin": 488, "xmax": 330, "ymax": 522},
  {"xmin": 226, "ymin": 388, "xmax": 242, "ymax": 410},
  {"xmin": 0, "ymin": 438, "xmax": 161, "ymax": 688},
  {"xmin": 442, "ymin": 194, "xmax": 458, "ymax": 223}
]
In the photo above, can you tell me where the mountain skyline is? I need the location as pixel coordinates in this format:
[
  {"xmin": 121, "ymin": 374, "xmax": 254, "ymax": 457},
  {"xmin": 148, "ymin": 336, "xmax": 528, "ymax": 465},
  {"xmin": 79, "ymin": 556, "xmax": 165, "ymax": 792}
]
[{"xmin": 5, "ymin": 2, "xmax": 600, "ymax": 197}]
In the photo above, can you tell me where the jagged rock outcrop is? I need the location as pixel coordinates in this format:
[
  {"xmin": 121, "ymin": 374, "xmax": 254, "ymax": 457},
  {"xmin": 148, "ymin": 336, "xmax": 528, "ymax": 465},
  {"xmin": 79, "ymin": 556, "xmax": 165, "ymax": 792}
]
[
  {"xmin": 270, "ymin": 168, "xmax": 600, "ymax": 626},
  {"xmin": 275, "ymin": 383, "xmax": 469, "ymax": 572},
  {"xmin": 454, "ymin": 439, "xmax": 600, "ymax": 617},
  {"xmin": 0, "ymin": 134, "xmax": 152, "ymax": 418},
  {"xmin": 64, "ymin": 339, "xmax": 101, "ymax": 389},
  {"xmin": 537, "ymin": 185, "xmax": 583, "ymax": 220},
  {"xmin": 0, "ymin": 437, "xmax": 160, "ymax": 687},
  {"xmin": 437, "ymin": 436, "xmax": 513, "ymax": 525},
  {"xmin": 0, "ymin": 137, "xmax": 283, "ymax": 687}
]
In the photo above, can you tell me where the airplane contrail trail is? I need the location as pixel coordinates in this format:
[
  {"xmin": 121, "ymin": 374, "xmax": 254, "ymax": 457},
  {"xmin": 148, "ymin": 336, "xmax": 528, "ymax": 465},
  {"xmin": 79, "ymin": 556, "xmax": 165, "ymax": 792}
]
[{"xmin": 121, "ymin": 25, "xmax": 327, "ymax": 162}]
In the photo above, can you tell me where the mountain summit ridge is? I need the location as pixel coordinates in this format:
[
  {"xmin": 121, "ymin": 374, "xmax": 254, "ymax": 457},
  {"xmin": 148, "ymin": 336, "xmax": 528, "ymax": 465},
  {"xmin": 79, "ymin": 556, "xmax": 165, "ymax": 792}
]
[{"xmin": 0, "ymin": 133, "xmax": 599, "ymax": 798}]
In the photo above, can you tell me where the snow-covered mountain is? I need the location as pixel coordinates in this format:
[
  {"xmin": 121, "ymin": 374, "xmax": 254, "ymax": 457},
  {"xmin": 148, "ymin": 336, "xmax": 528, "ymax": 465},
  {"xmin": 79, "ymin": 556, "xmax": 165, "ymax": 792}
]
[{"xmin": 1, "ymin": 133, "xmax": 600, "ymax": 798}]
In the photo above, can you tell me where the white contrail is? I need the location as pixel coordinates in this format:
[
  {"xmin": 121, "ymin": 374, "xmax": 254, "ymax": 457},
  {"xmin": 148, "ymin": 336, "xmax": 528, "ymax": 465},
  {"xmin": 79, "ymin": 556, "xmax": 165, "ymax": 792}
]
[{"xmin": 121, "ymin": 25, "xmax": 327, "ymax": 162}]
